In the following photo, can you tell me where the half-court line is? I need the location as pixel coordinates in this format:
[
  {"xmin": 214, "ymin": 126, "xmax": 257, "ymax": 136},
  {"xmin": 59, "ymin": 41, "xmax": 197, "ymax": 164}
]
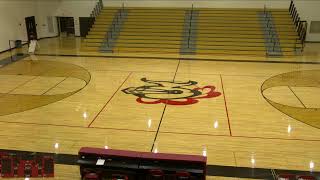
[
  {"xmin": 87, "ymin": 72, "xmax": 133, "ymax": 127},
  {"xmin": 220, "ymin": 74, "xmax": 232, "ymax": 136},
  {"xmin": 288, "ymin": 86, "xmax": 307, "ymax": 108}
]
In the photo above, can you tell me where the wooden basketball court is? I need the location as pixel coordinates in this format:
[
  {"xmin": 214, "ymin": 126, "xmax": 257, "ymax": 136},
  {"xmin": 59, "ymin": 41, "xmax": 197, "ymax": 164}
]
[
  {"xmin": 0, "ymin": 0, "xmax": 320, "ymax": 178},
  {"xmin": 0, "ymin": 37, "xmax": 319, "ymax": 179}
]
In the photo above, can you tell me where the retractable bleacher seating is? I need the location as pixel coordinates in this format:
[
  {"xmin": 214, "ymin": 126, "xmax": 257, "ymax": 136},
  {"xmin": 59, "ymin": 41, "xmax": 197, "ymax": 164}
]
[
  {"xmin": 78, "ymin": 147, "xmax": 207, "ymax": 180},
  {"xmin": 196, "ymin": 8, "xmax": 301, "ymax": 56},
  {"xmin": 81, "ymin": 7, "xmax": 303, "ymax": 57}
]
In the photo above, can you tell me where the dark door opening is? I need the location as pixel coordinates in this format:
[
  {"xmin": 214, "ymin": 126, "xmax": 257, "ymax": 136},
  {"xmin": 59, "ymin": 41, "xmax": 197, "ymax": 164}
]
[
  {"xmin": 25, "ymin": 16, "xmax": 38, "ymax": 41},
  {"xmin": 57, "ymin": 17, "xmax": 75, "ymax": 37}
]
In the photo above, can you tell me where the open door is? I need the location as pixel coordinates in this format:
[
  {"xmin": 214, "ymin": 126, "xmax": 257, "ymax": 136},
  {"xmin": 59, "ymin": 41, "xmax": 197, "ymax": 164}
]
[
  {"xmin": 57, "ymin": 17, "xmax": 75, "ymax": 37},
  {"xmin": 25, "ymin": 16, "xmax": 38, "ymax": 41}
]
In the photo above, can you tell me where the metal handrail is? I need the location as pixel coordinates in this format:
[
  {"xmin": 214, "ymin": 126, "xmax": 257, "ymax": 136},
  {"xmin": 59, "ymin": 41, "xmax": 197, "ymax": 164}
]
[
  {"xmin": 105, "ymin": 5, "xmax": 127, "ymax": 48},
  {"xmin": 289, "ymin": 0, "xmax": 294, "ymax": 14},
  {"xmin": 187, "ymin": 4, "xmax": 194, "ymax": 48},
  {"xmin": 288, "ymin": 0, "xmax": 308, "ymax": 52},
  {"xmin": 91, "ymin": 0, "xmax": 103, "ymax": 17},
  {"xmin": 263, "ymin": 5, "xmax": 280, "ymax": 55}
]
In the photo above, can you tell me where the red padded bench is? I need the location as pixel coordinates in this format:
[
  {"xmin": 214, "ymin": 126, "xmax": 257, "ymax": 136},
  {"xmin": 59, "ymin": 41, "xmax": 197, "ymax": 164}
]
[{"xmin": 78, "ymin": 147, "xmax": 206, "ymax": 180}]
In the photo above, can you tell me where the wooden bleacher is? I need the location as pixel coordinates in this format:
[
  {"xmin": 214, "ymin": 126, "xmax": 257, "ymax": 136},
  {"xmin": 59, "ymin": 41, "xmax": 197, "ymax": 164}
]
[
  {"xmin": 82, "ymin": 8, "xmax": 119, "ymax": 51},
  {"xmin": 81, "ymin": 7, "xmax": 303, "ymax": 57},
  {"xmin": 196, "ymin": 8, "xmax": 301, "ymax": 56},
  {"xmin": 113, "ymin": 8, "xmax": 185, "ymax": 54},
  {"xmin": 272, "ymin": 10, "xmax": 303, "ymax": 55}
]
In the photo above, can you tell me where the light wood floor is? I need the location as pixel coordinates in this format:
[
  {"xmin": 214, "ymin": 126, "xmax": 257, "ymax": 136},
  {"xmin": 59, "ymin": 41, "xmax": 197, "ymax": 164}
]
[{"xmin": 0, "ymin": 38, "xmax": 319, "ymax": 179}]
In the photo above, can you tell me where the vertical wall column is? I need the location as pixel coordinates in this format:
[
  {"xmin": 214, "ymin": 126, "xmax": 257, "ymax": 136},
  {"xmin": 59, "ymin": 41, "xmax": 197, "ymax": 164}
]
[
  {"xmin": 100, "ymin": 9, "xmax": 128, "ymax": 52},
  {"xmin": 180, "ymin": 9, "xmax": 199, "ymax": 55},
  {"xmin": 258, "ymin": 11, "xmax": 282, "ymax": 56}
]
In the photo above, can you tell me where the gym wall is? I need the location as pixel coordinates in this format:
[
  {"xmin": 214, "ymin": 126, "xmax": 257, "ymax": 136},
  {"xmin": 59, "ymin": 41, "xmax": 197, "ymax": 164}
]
[
  {"xmin": 0, "ymin": 0, "xmax": 95, "ymax": 52},
  {"xmin": 0, "ymin": 0, "xmax": 36, "ymax": 52}
]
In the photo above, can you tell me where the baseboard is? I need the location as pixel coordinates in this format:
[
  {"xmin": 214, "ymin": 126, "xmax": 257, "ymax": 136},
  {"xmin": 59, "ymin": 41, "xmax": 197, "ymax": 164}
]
[
  {"xmin": 0, "ymin": 36, "xmax": 59, "ymax": 54},
  {"xmin": 38, "ymin": 35, "xmax": 59, "ymax": 40},
  {"xmin": 305, "ymin": 41, "xmax": 320, "ymax": 43},
  {"xmin": 0, "ymin": 42, "xmax": 28, "ymax": 54}
]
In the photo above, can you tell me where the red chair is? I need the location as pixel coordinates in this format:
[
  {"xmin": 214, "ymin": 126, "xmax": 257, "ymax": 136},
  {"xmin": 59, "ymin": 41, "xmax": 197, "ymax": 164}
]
[
  {"xmin": 83, "ymin": 172, "xmax": 100, "ymax": 180},
  {"xmin": 297, "ymin": 175, "xmax": 316, "ymax": 180},
  {"xmin": 277, "ymin": 174, "xmax": 296, "ymax": 180},
  {"xmin": 148, "ymin": 169, "xmax": 164, "ymax": 179},
  {"xmin": 176, "ymin": 171, "xmax": 191, "ymax": 179}
]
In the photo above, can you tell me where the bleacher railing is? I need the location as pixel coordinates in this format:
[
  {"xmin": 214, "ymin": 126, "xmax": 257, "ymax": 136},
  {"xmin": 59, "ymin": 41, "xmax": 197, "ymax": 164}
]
[
  {"xmin": 263, "ymin": 6, "xmax": 279, "ymax": 55},
  {"xmin": 105, "ymin": 4, "xmax": 126, "ymax": 52},
  {"xmin": 90, "ymin": 0, "xmax": 104, "ymax": 17},
  {"xmin": 187, "ymin": 5, "xmax": 194, "ymax": 49},
  {"xmin": 289, "ymin": 0, "xmax": 307, "ymax": 52}
]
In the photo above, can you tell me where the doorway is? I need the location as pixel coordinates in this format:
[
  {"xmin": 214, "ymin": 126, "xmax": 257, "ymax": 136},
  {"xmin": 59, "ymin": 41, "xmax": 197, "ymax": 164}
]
[
  {"xmin": 25, "ymin": 16, "xmax": 38, "ymax": 41},
  {"xmin": 57, "ymin": 17, "xmax": 75, "ymax": 37}
]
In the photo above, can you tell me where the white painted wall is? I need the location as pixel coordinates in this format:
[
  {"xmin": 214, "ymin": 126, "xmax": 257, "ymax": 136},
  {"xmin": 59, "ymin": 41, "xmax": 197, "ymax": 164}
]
[
  {"xmin": 34, "ymin": 0, "xmax": 60, "ymax": 38},
  {"xmin": 33, "ymin": 0, "xmax": 96, "ymax": 37},
  {"xmin": 0, "ymin": 0, "xmax": 36, "ymax": 52},
  {"xmin": 52, "ymin": 0, "xmax": 96, "ymax": 36},
  {"xmin": 0, "ymin": 0, "xmax": 95, "ymax": 52}
]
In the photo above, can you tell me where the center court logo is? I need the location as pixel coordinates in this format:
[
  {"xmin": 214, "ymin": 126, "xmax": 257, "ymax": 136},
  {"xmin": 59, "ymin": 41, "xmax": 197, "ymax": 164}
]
[{"xmin": 122, "ymin": 78, "xmax": 221, "ymax": 105}]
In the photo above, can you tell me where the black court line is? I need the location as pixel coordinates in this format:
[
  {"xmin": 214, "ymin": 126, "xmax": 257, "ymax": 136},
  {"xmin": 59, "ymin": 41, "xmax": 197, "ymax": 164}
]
[
  {"xmin": 87, "ymin": 72, "xmax": 132, "ymax": 127},
  {"xmin": 0, "ymin": 78, "xmax": 28, "ymax": 98},
  {"xmin": 6, "ymin": 76, "xmax": 39, "ymax": 94},
  {"xmin": 173, "ymin": 59, "xmax": 181, "ymax": 81},
  {"xmin": 34, "ymin": 53, "xmax": 320, "ymax": 65},
  {"xmin": 220, "ymin": 75, "xmax": 232, "ymax": 136},
  {"xmin": 150, "ymin": 104, "xmax": 167, "ymax": 152},
  {"xmin": 1, "ymin": 148, "xmax": 320, "ymax": 179},
  {"xmin": 1, "ymin": 118, "xmax": 320, "ymax": 142},
  {"xmin": 150, "ymin": 59, "xmax": 181, "ymax": 152},
  {"xmin": 42, "ymin": 77, "xmax": 68, "ymax": 95},
  {"xmin": 288, "ymin": 86, "xmax": 307, "ymax": 108}
]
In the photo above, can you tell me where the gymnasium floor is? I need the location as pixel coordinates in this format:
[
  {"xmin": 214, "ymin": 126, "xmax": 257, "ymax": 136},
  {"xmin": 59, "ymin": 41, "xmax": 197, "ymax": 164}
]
[{"xmin": 0, "ymin": 37, "xmax": 319, "ymax": 179}]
